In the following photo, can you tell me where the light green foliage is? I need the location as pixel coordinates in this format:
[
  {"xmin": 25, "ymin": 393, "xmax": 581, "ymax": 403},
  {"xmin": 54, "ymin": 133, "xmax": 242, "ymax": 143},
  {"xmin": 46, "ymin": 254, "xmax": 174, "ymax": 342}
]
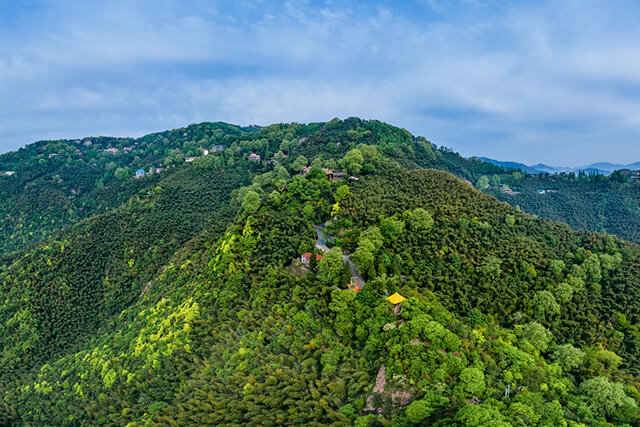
[
  {"xmin": 342, "ymin": 149, "xmax": 364, "ymax": 175},
  {"xmin": 328, "ymin": 288, "xmax": 355, "ymax": 313},
  {"xmin": 360, "ymin": 226, "xmax": 384, "ymax": 251},
  {"xmin": 505, "ymin": 214, "xmax": 516, "ymax": 226},
  {"xmin": 317, "ymin": 247, "xmax": 344, "ymax": 286},
  {"xmin": 475, "ymin": 175, "xmax": 489, "ymax": 190},
  {"xmin": 520, "ymin": 322, "xmax": 553, "ymax": 352},
  {"xmin": 334, "ymin": 185, "xmax": 351, "ymax": 203},
  {"xmin": 594, "ymin": 349, "xmax": 622, "ymax": 372},
  {"xmin": 552, "ymin": 344, "xmax": 585, "ymax": 371},
  {"xmin": 580, "ymin": 376, "xmax": 636, "ymax": 417},
  {"xmin": 302, "ymin": 204, "xmax": 315, "ymax": 220},
  {"xmin": 241, "ymin": 190, "xmax": 261, "ymax": 214},
  {"xmin": 549, "ymin": 260, "xmax": 566, "ymax": 278},
  {"xmin": 311, "ymin": 156, "xmax": 323, "ymax": 169},
  {"xmin": 325, "ymin": 158, "xmax": 337, "ymax": 169},
  {"xmin": 405, "ymin": 392, "xmax": 448, "ymax": 423},
  {"xmin": 351, "ymin": 239, "xmax": 375, "ymax": 274},
  {"xmin": 554, "ymin": 282, "xmax": 574, "ymax": 304},
  {"xmin": 567, "ymin": 274, "xmax": 585, "ymax": 293},
  {"xmin": 416, "ymin": 137, "xmax": 436, "ymax": 162},
  {"xmin": 455, "ymin": 404, "xmax": 511, "ymax": 426},
  {"xmin": 378, "ymin": 217, "xmax": 405, "ymax": 242},
  {"xmin": 354, "ymin": 415, "xmax": 380, "ymax": 427},
  {"xmin": 583, "ymin": 254, "xmax": 602, "ymax": 283},
  {"xmin": 358, "ymin": 144, "xmax": 379, "ymax": 161},
  {"xmin": 408, "ymin": 208, "xmax": 434, "ymax": 232},
  {"xmin": 292, "ymin": 155, "xmax": 308, "ymax": 172},
  {"xmin": 274, "ymin": 164, "xmax": 290, "ymax": 181},
  {"xmin": 506, "ymin": 402, "xmax": 540, "ymax": 426},
  {"xmin": 532, "ymin": 290, "xmax": 560, "ymax": 320},
  {"xmin": 405, "ymin": 398, "xmax": 433, "ymax": 423},
  {"xmin": 478, "ymin": 256, "xmax": 502, "ymax": 279},
  {"xmin": 3, "ymin": 119, "xmax": 640, "ymax": 426},
  {"xmin": 456, "ymin": 367, "xmax": 486, "ymax": 397}
]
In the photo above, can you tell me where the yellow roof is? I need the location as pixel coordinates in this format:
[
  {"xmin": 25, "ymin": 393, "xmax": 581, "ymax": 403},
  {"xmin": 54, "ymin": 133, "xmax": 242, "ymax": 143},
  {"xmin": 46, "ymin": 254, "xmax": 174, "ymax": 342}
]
[{"xmin": 386, "ymin": 293, "xmax": 406, "ymax": 305}]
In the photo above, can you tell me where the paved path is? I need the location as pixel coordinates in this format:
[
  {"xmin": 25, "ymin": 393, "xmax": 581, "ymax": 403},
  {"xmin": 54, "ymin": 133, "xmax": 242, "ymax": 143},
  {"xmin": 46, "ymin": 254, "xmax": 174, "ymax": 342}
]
[
  {"xmin": 343, "ymin": 254, "xmax": 366, "ymax": 289},
  {"xmin": 313, "ymin": 225, "xmax": 331, "ymax": 252},
  {"xmin": 314, "ymin": 224, "xmax": 365, "ymax": 289}
]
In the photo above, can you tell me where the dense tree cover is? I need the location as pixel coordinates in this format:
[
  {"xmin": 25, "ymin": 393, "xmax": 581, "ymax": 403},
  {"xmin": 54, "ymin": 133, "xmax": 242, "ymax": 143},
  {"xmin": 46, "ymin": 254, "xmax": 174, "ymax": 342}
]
[
  {"xmin": 0, "ymin": 122, "xmax": 258, "ymax": 255},
  {"xmin": 3, "ymin": 117, "xmax": 640, "ymax": 425},
  {"xmin": 0, "ymin": 158, "xmax": 254, "ymax": 387},
  {"xmin": 2, "ymin": 147, "xmax": 640, "ymax": 425},
  {"xmin": 337, "ymin": 161, "xmax": 640, "ymax": 375},
  {"xmin": 488, "ymin": 175, "xmax": 640, "ymax": 244}
]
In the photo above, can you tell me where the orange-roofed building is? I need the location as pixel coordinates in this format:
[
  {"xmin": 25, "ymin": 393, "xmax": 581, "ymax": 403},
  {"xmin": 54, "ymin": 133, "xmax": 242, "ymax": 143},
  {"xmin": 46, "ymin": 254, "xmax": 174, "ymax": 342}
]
[
  {"xmin": 347, "ymin": 282, "xmax": 361, "ymax": 293},
  {"xmin": 300, "ymin": 252, "xmax": 323, "ymax": 267}
]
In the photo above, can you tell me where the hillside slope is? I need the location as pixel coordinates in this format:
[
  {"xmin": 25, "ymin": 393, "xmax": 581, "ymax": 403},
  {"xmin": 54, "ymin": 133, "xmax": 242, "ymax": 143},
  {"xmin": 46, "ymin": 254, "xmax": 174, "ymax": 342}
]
[
  {"xmin": 0, "ymin": 122, "xmax": 256, "ymax": 255},
  {"xmin": 487, "ymin": 176, "xmax": 640, "ymax": 244},
  {"xmin": 2, "ymin": 139, "xmax": 640, "ymax": 425}
]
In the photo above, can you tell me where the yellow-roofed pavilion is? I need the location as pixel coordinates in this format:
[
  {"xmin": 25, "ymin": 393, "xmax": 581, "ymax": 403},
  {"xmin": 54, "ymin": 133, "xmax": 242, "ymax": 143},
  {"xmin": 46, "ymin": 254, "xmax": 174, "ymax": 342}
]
[
  {"xmin": 386, "ymin": 293, "xmax": 406, "ymax": 305},
  {"xmin": 387, "ymin": 293, "xmax": 406, "ymax": 314}
]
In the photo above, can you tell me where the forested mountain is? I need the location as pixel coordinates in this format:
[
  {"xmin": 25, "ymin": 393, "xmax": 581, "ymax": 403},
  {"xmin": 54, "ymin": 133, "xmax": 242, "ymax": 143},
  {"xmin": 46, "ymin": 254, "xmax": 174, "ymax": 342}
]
[
  {"xmin": 0, "ymin": 122, "xmax": 257, "ymax": 255},
  {"xmin": 2, "ymin": 118, "xmax": 640, "ymax": 425},
  {"xmin": 481, "ymin": 173, "xmax": 640, "ymax": 244}
]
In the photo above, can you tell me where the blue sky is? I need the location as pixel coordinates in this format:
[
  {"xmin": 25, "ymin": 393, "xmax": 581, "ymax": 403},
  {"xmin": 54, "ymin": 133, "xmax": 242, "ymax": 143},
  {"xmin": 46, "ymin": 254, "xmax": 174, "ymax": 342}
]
[{"xmin": 2, "ymin": 0, "xmax": 640, "ymax": 165}]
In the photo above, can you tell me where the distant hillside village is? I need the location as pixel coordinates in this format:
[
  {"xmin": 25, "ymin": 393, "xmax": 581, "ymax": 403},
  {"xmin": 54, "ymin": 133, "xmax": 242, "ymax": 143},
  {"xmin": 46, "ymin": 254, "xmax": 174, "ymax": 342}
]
[{"xmin": 619, "ymin": 170, "xmax": 640, "ymax": 181}]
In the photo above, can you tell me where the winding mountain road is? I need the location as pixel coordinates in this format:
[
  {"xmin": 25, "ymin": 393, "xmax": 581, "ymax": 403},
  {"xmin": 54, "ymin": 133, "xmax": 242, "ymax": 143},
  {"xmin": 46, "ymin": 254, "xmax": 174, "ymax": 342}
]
[{"xmin": 313, "ymin": 224, "xmax": 365, "ymax": 289}]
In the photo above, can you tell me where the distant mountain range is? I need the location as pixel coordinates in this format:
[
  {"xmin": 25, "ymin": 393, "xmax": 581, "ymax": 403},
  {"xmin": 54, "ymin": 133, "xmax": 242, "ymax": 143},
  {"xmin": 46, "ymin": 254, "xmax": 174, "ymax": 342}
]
[{"xmin": 479, "ymin": 157, "xmax": 640, "ymax": 176}]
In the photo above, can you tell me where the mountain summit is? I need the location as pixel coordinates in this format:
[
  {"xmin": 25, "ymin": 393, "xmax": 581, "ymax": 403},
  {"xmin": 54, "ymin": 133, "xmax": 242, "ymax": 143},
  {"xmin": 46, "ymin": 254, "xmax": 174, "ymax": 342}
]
[{"xmin": 1, "ymin": 118, "xmax": 640, "ymax": 425}]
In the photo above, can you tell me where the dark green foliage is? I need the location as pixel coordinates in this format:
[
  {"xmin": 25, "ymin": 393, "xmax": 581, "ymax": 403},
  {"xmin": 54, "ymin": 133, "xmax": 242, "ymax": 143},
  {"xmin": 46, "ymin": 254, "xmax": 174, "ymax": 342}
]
[
  {"xmin": 1, "ymin": 118, "xmax": 640, "ymax": 425},
  {"xmin": 490, "ymin": 175, "xmax": 640, "ymax": 244}
]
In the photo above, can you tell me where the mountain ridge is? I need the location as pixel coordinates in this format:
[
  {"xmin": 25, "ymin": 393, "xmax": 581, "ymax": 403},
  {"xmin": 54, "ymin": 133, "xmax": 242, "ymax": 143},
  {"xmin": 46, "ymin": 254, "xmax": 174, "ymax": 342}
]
[
  {"xmin": 2, "ymin": 118, "xmax": 640, "ymax": 425},
  {"xmin": 480, "ymin": 157, "xmax": 640, "ymax": 176}
]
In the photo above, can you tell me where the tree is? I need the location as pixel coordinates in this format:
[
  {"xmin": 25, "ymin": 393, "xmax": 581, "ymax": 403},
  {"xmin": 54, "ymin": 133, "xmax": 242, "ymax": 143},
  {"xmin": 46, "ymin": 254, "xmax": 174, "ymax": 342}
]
[
  {"xmin": 292, "ymin": 155, "xmax": 308, "ymax": 173},
  {"xmin": 334, "ymin": 185, "xmax": 351, "ymax": 203},
  {"xmin": 553, "ymin": 282, "xmax": 574, "ymax": 304},
  {"xmin": 548, "ymin": 260, "xmax": 565, "ymax": 278},
  {"xmin": 241, "ymin": 191, "xmax": 260, "ymax": 214},
  {"xmin": 351, "ymin": 240, "xmax": 375, "ymax": 276},
  {"xmin": 360, "ymin": 226, "xmax": 384, "ymax": 251},
  {"xmin": 552, "ymin": 344, "xmax": 585, "ymax": 371},
  {"xmin": 456, "ymin": 367, "xmax": 485, "ymax": 398},
  {"xmin": 317, "ymin": 247, "xmax": 344, "ymax": 286},
  {"xmin": 405, "ymin": 392, "xmax": 448, "ymax": 423},
  {"xmin": 274, "ymin": 164, "xmax": 290, "ymax": 181},
  {"xmin": 478, "ymin": 256, "xmax": 502, "ymax": 280},
  {"xmin": 532, "ymin": 291, "xmax": 560, "ymax": 320},
  {"xmin": 379, "ymin": 217, "xmax": 404, "ymax": 242},
  {"xmin": 454, "ymin": 404, "xmax": 511, "ymax": 426},
  {"xmin": 342, "ymin": 149, "xmax": 364, "ymax": 175},
  {"xmin": 520, "ymin": 322, "xmax": 552, "ymax": 352},
  {"xmin": 610, "ymin": 170, "xmax": 629, "ymax": 183},
  {"xmin": 311, "ymin": 157, "xmax": 323, "ymax": 169},
  {"xmin": 475, "ymin": 175, "xmax": 489, "ymax": 190},
  {"xmin": 409, "ymin": 208, "xmax": 433, "ymax": 232},
  {"xmin": 325, "ymin": 158, "xmax": 337, "ymax": 169},
  {"xmin": 506, "ymin": 402, "xmax": 540, "ymax": 426},
  {"xmin": 583, "ymin": 254, "xmax": 602, "ymax": 283},
  {"xmin": 580, "ymin": 376, "xmax": 635, "ymax": 418},
  {"xmin": 505, "ymin": 214, "xmax": 516, "ymax": 226}
]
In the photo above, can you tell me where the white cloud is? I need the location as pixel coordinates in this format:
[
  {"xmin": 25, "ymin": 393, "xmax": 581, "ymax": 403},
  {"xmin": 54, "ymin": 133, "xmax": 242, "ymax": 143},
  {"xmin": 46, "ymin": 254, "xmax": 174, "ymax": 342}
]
[{"xmin": 2, "ymin": 0, "xmax": 640, "ymax": 165}]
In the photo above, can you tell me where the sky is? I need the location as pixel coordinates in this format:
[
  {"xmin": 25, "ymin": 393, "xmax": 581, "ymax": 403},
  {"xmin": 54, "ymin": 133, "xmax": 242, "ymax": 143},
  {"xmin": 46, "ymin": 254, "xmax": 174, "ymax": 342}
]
[{"xmin": 2, "ymin": 0, "xmax": 640, "ymax": 166}]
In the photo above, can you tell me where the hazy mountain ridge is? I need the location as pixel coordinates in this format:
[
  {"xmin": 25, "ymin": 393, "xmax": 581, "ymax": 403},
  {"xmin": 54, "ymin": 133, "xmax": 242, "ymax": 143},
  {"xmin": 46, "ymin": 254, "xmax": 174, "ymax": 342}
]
[{"xmin": 480, "ymin": 157, "xmax": 640, "ymax": 176}]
